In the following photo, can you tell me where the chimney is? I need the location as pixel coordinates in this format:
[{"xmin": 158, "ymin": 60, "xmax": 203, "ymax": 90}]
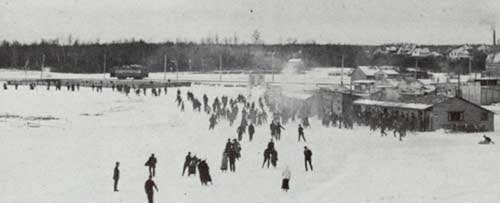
[{"xmin": 494, "ymin": 29, "xmax": 497, "ymax": 46}]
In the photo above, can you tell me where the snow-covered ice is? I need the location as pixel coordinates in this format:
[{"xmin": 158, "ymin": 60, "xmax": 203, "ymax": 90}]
[{"xmin": 0, "ymin": 82, "xmax": 500, "ymax": 203}]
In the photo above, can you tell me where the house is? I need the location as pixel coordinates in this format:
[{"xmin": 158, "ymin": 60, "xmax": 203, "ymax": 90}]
[
  {"xmin": 352, "ymin": 96, "xmax": 495, "ymax": 132},
  {"xmin": 485, "ymin": 53, "xmax": 500, "ymax": 77},
  {"xmin": 351, "ymin": 66, "xmax": 400, "ymax": 81},
  {"xmin": 306, "ymin": 89, "xmax": 361, "ymax": 120},
  {"xmin": 401, "ymin": 68, "xmax": 431, "ymax": 79},
  {"xmin": 448, "ymin": 46, "xmax": 471, "ymax": 60}
]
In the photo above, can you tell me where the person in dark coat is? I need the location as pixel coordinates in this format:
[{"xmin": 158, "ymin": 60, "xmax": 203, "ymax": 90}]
[
  {"xmin": 188, "ymin": 155, "xmax": 199, "ymax": 176},
  {"xmin": 145, "ymin": 154, "xmax": 157, "ymax": 177},
  {"xmin": 113, "ymin": 162, "xmax": 120, "ymax": 192},
  {"xmin": 144, "ymin": 175, "xmax": 158, "ymax": 203},
  {"xmin": 237, "ymin": 125, "xmax": 244, "ymax": 141},
  {"xmin": 304, "ymin": 146, "xmax": 313, "ymax": 171},
  {"xmin": 276, "ymin": 122, "xmax": 285, "ymax": 140},
  {"xmin": 262, "ymin": 148, "xmax": 271, "ymax": 168},
  {"xmin": 232, "ymin": 139, "xmax": 241, "ymax": 159},
  {"xmin": 228, "ymin": 149, "xmax": 237, "ymax": 172},
  {"xmin": 479, "ymin": 135, "xmax": 494, "ymax": 144},
  {"xmin": 267, "ymin": 139, "xmax": 275, "ymax": 150},
  {"xmin": 298, "ymin": 124, "xmax": 306, "ymax": 142},
  {"xmin": 271, "ymin": 149, "xmax": 278, "ymax": 168},
  {"xmin": 197, "ymin": 159, "xmax": 212, "ymax": 185},
  {"xmin": 248, "ymin": 123, "xmax": 255, "ymax": 141},
  {"xmin": 182, "ymin": 152, "xmax": 191, "ymax": 176}
]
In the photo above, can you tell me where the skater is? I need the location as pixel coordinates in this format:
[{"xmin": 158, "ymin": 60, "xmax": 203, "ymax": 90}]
[
  {"xmin": 145, "ymin": 154, "xmax": 157, "ymax": 177},
  {"xmin": 262, "ymin": 148, "xmax": 271, "ymax": 168},
  {"xmin": 228, "ymin": 147, "xmax": 237, "ymax": 172},
  {"xmin": 267, "ymin": 139, "xmax": 275, "ymax": 150},
  {"xmin": 304, "ymin": 146, "xmax": 313, "ymax": 171},
  {"xmin": 144, "ymin": 175, "xmax": 158, "ymax": 203},
  {"xmin": 281, "ymin": 166, "xmax": 291, "ymax": 192},
  {"xmin": 182, "ymin": 152, "xmax": 192, "ymax": 176},
  {"xmin": 113, "ymin": 162, "xmax": 120, "ymax": 192},
  {"xmin": 188, "ymin": 155, "xmax": 199, "ymax": 176},
  {"xmin": 248, "ymin": 123, "xmax": 255, "ymax": 141},
  {"xmin": 298, "ymin": 124, "xmax": 306, "ymax": 142},
  {"xmin": 232, "ymin": 139, "xmax": 241, "ymax": 159},
  {"xmin": 220, "ymin": 151, "xmax": 229, "ymax": 172},
  {"xmin": 271, "ymin": 149, "xmax": 278, "ymax": 168},
  {"xmin": 479, "ymin": 135, "xmax": 494, "ymax": 144},
  {"xmin": 237, "ymin": 125, "xmax": 244, "ymax": 141},
  {"xmin": 276, "ymin": 121, "xmax": 285, "ymax": 140},
  {"xmin": 197, "ymin": 159, "xmax": 212, "ymax": 185}
]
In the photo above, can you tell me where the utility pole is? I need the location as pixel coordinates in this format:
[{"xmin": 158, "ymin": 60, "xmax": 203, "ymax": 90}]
[
  {"xmin": 41, "ymin": 54, "xmax": 45, "ymax": 79},
  {"xmin": 163, "ymin": 54, "xmax": 167, "ymax": 81},
  {"xmin": 271, "ymin": 52, "xmax": 275, "ymax": 82},
  {"xmin": 103, "ymin": 54, "xmax": 107, "ymax": 79},
  {"xmin": 219, "ymin": 55, "xmax": 222, "ymax": 81},
  {"xmin": 414, "ymin": 57, "xmax": 418, "ymax": 80},
  {"xmin": 175, "ymin": 58, "xmax": 179, "ymax": 81},
  {"xmin": 341, "ymin": 55, "xmax": 344, "ymax": 87},
  {"xmin": 468, "ymin": 57, "xmax": 472, "ymax": 75},
  {"xmin": 24, "ymin": 59, "xmax": 29, "ymax": 81}
]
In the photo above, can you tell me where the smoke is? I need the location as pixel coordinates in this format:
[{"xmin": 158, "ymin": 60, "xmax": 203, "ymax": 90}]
[{"xmin": 478, "ymin": 8, "xmax": 497, "ymax": 30}]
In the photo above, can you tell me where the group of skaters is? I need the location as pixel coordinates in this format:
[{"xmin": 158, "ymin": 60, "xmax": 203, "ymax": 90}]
[
  {"xmin": 182, "ymin": 152, "xmax": 212, "ymax": 185},
  {"xmin": 112, "ymin": 154, "xmax": 160, "ymax": 203},
  {"xmin": 221, "ymin": 139, "xmax": 242, "ymax": 172},
  {"xmin": 356, "ymin": 109, "xmax": 413, "ymax": 141}
]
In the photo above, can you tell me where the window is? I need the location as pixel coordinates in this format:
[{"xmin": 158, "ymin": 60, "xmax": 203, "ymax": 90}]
[
  {"xmin": 481, "ymin": 112, "xmax": 489, "ymax": 121},
  {"xmin": 448, "ymin": 112, "xmax": 464, "ymax": 121}
]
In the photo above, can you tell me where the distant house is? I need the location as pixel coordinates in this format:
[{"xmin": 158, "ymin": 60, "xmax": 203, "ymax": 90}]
[
  {"xmin": 401, "ymin": 68, "xmax": 431, "ymax": 79},
  {"xmin": 351, "ymin": 66, "xmax": 400, "ymax": 81},
  {"xmin": 353, "ymin": 96, "xmax": 495, "ymax": 132},
  {"xmin": 448, "ymin": 46, "xmax": 471, "ymax": 60},
  {"xmin": 485, "ymin": 53, "xmax": 500, "ymax": 77}
]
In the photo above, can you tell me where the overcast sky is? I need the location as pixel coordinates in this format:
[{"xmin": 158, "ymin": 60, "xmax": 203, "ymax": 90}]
[{"xmin": 1, "ymin": 0, "xmax": 499, "ymax": 45}]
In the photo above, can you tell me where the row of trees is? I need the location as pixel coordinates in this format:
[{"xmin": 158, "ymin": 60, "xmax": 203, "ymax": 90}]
[{"xmin": 0, "ymin": 39, "xmax": 488, "ymax": 73}]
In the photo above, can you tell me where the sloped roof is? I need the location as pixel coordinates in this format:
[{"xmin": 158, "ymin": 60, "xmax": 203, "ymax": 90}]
[
  {"xmin": 353, "ymin": 99, "xmax": 432, "ymax": 110},
  {"xmin": 358, "ymin": 66, "xmax": 399, "ymax": 76}
]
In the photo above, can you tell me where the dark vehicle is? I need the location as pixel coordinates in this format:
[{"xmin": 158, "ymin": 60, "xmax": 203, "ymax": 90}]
[{"xmin": 110, "ymin": 64, "xmax": 149, "ymax": 80}]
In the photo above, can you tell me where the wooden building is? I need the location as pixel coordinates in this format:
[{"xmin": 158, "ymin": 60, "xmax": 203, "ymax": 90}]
[{"xmin": 353, "ymin": 96, "xmax": 495, "ymax": 132}]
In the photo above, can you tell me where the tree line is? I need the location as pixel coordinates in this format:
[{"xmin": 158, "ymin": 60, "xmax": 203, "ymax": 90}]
[{"xmin": 0, "ymin": 39, "xmax": 487, "ymax": 73}]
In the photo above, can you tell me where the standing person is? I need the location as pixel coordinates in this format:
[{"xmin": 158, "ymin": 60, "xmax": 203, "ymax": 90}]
[
  {"xmin": 271, "ymin": 149, "xmax": 278, "ymax": 168},
  {"xmin": 144, "ymin": 175, "xmax": 159, "ymax": 203},
  {"xmin": 248, "ymin": 123, "xmax": 255, "ymax": 142},
  {"xmin": 237, "ymin": 126, "xmax": 244, "ymax": 141},
  {"xmin": 182, "ymin": 152, "xmax": 192, "ymax": 176},
  {"xmin": 304, "ymin": 146, "xmax": 313, "ymax": 171},
  {"xmin": 220, "ymin": 151, "xmax": 229, "ymax": 172},
  {"xmin": 276, "ymin": 122, "xmax": 285, "ymax": 140},
  {"xmin": 113, "ymin": 162, "xmax": 120, "ymax": 192},
  {"xmin": 232, "ymin": 139, "xmax": 241, "ymax": 159},
  {"xmin": 281, "ymin": 166, "xmax": 291, "ymax": 192},
  {"xmin": 145, "ymin": 154, "xmax": 157, "ymax": 177},
  {"xmin": 197, "ymin": 159, "xmax": 212, "ymax": 185},
  {"xmin": 228, "ymin": 148, "xmax": 237, "ymax": 172},
  {"xmin": 298, "ymin": 124, "xmax": 306, "ymax": 142},
  {"xmin": 188, "ymin": 155, "xmax": 199, "ymax": 176},
  {"xmin": 262, "ymin": 148, "xmax": 271, "ymax": 168}
]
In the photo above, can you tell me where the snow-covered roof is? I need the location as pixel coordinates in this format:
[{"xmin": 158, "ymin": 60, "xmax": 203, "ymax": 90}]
[
  {"xmin": 352, "ymin": 80, "xmax": 376, "ymax": 84},
  {"xmin": 353, "ymin": 99, "xmax": 432, "ymax": 110},
  {"xmin": 357, "ymin": 66, "xmax": 399, "ymax": 76},
  {"xmin": 486, "ymin": 53, "xmax": 500, "ymax": 64}
]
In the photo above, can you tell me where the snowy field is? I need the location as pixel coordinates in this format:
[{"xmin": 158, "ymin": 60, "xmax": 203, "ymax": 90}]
[
  {"xmin": 0, "ymin": 68, "xmax": 351, "ymax": 85},
  {"xmin": 1, "ymin": 82, "xmax": 500, "ymax": 203}
]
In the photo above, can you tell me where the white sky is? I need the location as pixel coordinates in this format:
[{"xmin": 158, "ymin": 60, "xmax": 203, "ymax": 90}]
[{"xmin": 1, "ymin": 0, "xmax": 499, "ymax": 44}]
